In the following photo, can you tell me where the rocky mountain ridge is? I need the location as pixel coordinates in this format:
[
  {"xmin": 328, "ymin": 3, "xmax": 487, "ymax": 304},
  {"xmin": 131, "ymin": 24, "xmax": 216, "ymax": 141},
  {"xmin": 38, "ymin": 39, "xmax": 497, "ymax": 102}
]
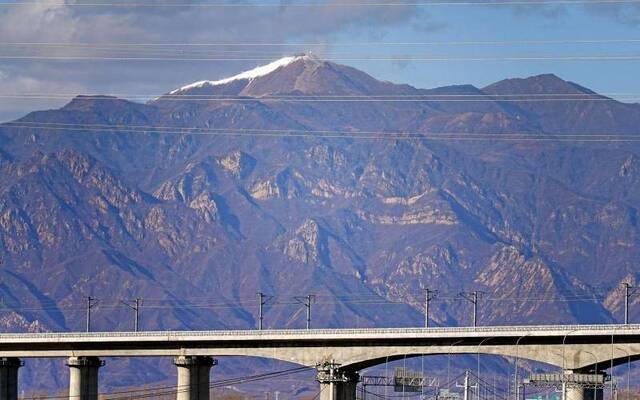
[{"xmin": 1, "ymin": 56, "xmax": 640, "ymax": 392}]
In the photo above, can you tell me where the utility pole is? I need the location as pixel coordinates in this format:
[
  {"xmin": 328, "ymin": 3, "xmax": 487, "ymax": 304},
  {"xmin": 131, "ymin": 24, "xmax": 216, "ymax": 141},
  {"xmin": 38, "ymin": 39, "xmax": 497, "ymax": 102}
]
[
  {"xmin": 493, "ymin": 374, "xmax": 496, "ymax": 400},
  {"xmin": 306, "ymin": 294, "xmax": 314, "ymax": 329},
  {"xmin": 459, "ymin": 291, "xmax": 482, "ymax": 327},
  {"xmin": 134, "ymin": 298, "xmax": 140, "ymax": 332},
  {"xmin": 424, "ymin": 288, "xmax": 437, "ymax": 328},
  {"xmin": 295, "ymin": 295, "xmax": 315, "ymax": 329},
  {"xmin": 457, "ymin": 370, "xmax": 471, "ymax": 400},
  {"xmin": 86, "ymin": 296, "xmax": 97, "ymax": 333},
  {"xmin": 623, "ymin": 282, "xmax": 637, "ymax": 325},
  {"xmin": 121, "ymin": 298, "xmax": 142, "ymax": 332},
  {"xmin": 257, "ymin": 292, "xmax": 273, "ymax": 330}
]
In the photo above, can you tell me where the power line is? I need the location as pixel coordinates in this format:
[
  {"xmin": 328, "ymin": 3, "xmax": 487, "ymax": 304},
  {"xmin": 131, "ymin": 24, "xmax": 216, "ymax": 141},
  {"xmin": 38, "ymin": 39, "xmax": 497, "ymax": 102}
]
[
  {"xmin": 3, "ymin": 94, "xmax": 640, "ymax": 103},
  {"xmin": 3, "ymin": 38, "xmax": 640, "ymax": 47},
  {"xmin": 0, "ymin": 283, "xmax": 617, "ymax": 304},
  {"xmin": 4, "ymin": 54, "xmax": 640, "ymax": 61},
  {"xmin": 0, "ymin": 288, "xmax": 618, "ymax": 315},
  {"xmin": 0, "ymin": 284, "xmax": 619, "ymax": 313},
  {"xmin": 3, "ymin": 0, "xmax": 640, "ymax": 7},
  {"xmin": 1, "ymin": 91, "xmax": 639, "ymax": 98},
  {"xmin": 5, "ymin": 121, "xmax": 640, "ymax": 142},
  {"xmin": 4, "ymin": 46, "xmax": 640, "ymax": 58},
  {"xmin": 108, "ymin": 366, "xmax": 313, "ymax": 400},
  {"xmin": 24, "ymin": 365, "xmax": 313, "ymax": 400}
]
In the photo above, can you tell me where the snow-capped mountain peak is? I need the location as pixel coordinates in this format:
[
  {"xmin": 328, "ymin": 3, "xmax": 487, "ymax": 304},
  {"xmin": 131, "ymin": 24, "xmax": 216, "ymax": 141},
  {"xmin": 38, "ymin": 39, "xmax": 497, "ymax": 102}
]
[{"xmin": 169, "ymin": 54, "xmax": 313, "ymax": 94}]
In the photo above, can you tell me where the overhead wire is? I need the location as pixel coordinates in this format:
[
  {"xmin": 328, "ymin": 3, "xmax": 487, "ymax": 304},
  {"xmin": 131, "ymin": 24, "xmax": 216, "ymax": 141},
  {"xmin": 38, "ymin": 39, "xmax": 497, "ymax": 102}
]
[
  {"xmin": 359, "ymin": 372, "xmax": 453, "ymax": 399},
  {"xmin": 3, "ymin": 0, "xmax": 640, "ymax": 7},
  {"xmin": 3, "ymin": 38, "xmax": 640, "ymax": 47},
  {"xmin": 2, "ymin": 93, "xmax": 640, "ymax": 103},
  {"xmin": 21, "ymin": 365, "xmax": 313, "ymax": 400},
  {"xmin": 4, "ymin": 54, "xmax": 640, "ymax": 62},
  {"xmin": 4, "ymin": 121, "xmax": 640, "ymax": 142},
  {"xmin": 310, "ymin": 384, "xmax": 327, "ymax": 400},
  {"xmin": 0, "ymin": 285, "xmax": 621, "ymax": 314},
  {"xmin": 0, "ymin": 1, "xmax": 634, "ymax": 397},
  {"xmin": 106, "ymin": 366, "xmax": 313, "ymax": 400},
  {"xmin": 3, "ymin": 44, "xmax": 640, "ymax": 59},
  {"xmin": 0, "ymin": 91, "xmax": 638, "ymax": 98},
  {"xmin": 470, "ymin": 370, "xmax": 510, "ymax": 400}
]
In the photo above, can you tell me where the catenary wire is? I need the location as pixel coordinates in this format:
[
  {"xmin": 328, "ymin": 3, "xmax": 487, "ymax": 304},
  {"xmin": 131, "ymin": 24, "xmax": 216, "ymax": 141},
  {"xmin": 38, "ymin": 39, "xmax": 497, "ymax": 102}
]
[
  {"xmin": 0, "ymin": 289, "xmax": 616, "ymax": 311},
  {"xmin": 4, "ymin": 54, "xmax": 640, "ymax": 62},
  {"xmin": 0, "ymin": 287, "xmax": 621, "ymax": 314},
  {"xmin": 105, "ymin": 366, "xmax": 313, "ymax": 400},
  {"xmin": 2, "ymin": 94, "xmax": 640, "ymax": 103},
  {"xmin": 21, "ymin": 365, "xmax": 313, "ymax": 400},
  {"xmin": 0, "ymin": 91, "xmax": 640, "ymax": 100},
  {"xmin": 4, "ymin": 0, "xmax": 640, "ymax": 7},
  {"xmin": 6, "ymin": 120, "xmax": 640, "ymax": 137},
  {"xmin": 5, "ymin": 121, "xmax": 640, "ymax": 142},
  {"xmin": 0, "ymin": 0, "xmax": 633, "ymax": 395},
  {"xmin": 3, "ymin": 38, "xmax": 640, "ymax": 47},
  {"xmin": 3, "ymin": 46, "xmax": 640, "ymax": 58}
]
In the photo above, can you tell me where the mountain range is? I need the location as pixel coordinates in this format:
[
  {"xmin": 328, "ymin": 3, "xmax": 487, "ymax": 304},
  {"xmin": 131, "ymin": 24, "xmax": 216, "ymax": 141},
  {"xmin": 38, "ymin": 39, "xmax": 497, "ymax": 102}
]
[{"xmin": 1, "ymin": 54, "xmax": 639, "ymax": 394}]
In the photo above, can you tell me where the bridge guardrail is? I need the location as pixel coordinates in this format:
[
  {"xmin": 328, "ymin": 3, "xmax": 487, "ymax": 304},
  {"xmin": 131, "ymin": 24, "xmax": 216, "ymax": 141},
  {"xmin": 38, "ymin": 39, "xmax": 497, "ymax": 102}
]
[{"xmin": 0, "ymin": 323, "xmax": 638, "ymax": 340}]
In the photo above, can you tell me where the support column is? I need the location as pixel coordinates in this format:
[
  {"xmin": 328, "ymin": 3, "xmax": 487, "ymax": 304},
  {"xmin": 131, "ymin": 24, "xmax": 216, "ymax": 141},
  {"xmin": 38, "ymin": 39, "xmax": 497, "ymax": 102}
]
[
  {"xmin": 563, "ymin": 384, "xmax": 585, "ymax": 400},
  {"xmin": 67, "ymin": 357, "xmax": 104, "ymax": 400},
  {"xmin": 564, "ymin": 385, "xmax": 603, "ymax": 400},
  {"xmin": 561, "ymin": 371, "xmax": 605, "ymax": 400},
  {"xmin": 317, "ymin": 363, "xmax": 359, "ymax": 400},
  {"xmin": 174, "ymin": 356, "xmax": 217, "ymax": 400},
  {"xmin": 0, "ymin": 358, "xmax": 22, "ymax": 400},
  {"xmin": 583, "ymin": 385, "xmax": 604, "ymax": 400}
]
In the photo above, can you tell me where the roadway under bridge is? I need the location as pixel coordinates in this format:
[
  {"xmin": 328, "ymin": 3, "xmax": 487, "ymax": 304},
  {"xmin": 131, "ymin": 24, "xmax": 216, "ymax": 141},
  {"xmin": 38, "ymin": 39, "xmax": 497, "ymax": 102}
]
[{"xmin": 0, "ymin": 324, "xmax": 639, "ymax": 400}]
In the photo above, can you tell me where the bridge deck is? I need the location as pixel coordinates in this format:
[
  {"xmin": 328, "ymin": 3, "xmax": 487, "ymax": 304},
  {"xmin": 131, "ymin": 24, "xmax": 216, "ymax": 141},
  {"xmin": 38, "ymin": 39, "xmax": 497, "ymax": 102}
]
[
  {"xmin": 0, "ymin": 324, "xmax": 638, "ymax": 370},
  {"xmin": 1, "ymin": 323, "xmax": 639, "ymax": 342}
]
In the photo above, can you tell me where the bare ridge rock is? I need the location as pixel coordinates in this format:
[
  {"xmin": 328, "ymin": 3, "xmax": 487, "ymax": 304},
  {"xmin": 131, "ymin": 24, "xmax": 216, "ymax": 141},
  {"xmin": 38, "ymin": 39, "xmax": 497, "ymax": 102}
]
[{"xmin": 218, "ymin": 150, "xmax": 256, "ymax": 179}]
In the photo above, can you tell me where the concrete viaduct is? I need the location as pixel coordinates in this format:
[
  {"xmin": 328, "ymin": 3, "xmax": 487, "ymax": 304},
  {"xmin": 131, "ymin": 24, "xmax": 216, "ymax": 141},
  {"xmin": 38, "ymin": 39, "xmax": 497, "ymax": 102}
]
[{"xmin": 1, "ymin": 324, "xmax": 639, "ymax": 400}]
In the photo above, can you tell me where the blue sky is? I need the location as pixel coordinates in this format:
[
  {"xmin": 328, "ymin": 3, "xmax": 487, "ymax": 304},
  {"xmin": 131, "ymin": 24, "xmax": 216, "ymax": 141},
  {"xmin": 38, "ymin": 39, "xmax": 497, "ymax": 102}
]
[
  {"xmin": 0, "ymin": 1, "xmax": 639, "ymax": 121},
  {"xmin": 341, "ymin": 4, "xmax": 640, "ymax": 94}
]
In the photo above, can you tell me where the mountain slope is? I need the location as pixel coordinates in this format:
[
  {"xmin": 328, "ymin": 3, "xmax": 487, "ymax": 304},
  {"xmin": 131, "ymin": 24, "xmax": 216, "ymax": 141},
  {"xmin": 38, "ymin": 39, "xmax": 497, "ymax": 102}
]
[
  {"xmin": 483, "ymin": 74, "xmax": 640, "ymax": 133},
  {"xmin": 1, "ymin": 56, "xmax": 640, "ymax": 393}
]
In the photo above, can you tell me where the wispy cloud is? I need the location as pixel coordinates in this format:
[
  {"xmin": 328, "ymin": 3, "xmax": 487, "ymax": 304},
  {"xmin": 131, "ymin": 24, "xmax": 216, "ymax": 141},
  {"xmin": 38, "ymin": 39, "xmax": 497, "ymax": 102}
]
[
  {"xmin": 585, "ymin": 3, "xmax": 640, "ymax": 26},
  {"xmin": 0, "ymin": 0, "xmax": 431, "ymax": 121}
]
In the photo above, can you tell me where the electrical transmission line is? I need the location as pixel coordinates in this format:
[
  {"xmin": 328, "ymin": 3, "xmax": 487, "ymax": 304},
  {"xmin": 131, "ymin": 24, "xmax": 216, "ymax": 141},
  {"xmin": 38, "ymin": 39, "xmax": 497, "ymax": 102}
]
[
  {"xmin": 21, "ymin": 365, "xmax": 313, "ymax": 400},
  {"xmin": 6, "ymin": 54, "xmax": 640, "ymax": 62},
  {"xmin": 4, "ymin": 0, "xmax": 640, "ymax": 7},
  {"xmin": 6, "ymin": 121, "xmax": 640, "ymax": 142},
  {"xmin": 3, "ymin": 38, "xmax": 640, "ymax": 47}
]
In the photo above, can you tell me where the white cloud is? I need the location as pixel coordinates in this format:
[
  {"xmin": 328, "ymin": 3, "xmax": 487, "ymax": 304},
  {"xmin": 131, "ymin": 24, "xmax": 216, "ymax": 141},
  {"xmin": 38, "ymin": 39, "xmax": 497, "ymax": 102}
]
[{"xmin": 0, "ymin": 1, "xmax": 433, "ymax": 121}]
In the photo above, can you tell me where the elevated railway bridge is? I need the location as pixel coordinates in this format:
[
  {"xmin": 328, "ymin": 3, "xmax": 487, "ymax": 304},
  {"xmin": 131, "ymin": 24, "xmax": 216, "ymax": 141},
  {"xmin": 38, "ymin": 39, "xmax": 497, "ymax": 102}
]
[{"xmin": 1, "ymin": 324, "xmax": 639, "ymax": 400}]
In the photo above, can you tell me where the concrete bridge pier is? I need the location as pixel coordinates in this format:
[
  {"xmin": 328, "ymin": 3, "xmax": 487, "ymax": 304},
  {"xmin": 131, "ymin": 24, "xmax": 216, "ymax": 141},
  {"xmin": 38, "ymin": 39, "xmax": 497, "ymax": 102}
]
[
  {"xmin": 316, "ymin": 363, "xmax": 359, "ymax": 400},
  {"xmin": 561, "ymin": 370, "xmax": 606, "ymax": 400},
  {"xmin": 174, "ymin": 356, "xmax": 217, "ymax": 400},
  {"xmin": 582, "ymin": 385, "xmax": 604, "ymax": 400},
  {"xmin": 67, "ymin": 356, "xmax": 104, "ymax": 400},
  {"xmin": 0, "ymin": 358, "xmax": 22, "ymax": 400},
  {"xmin": 562, "ymin": 385, "xmax": 604, "ymax": 400},
  {"xmin": 563, "ymin": 385, "xmax": 585, "ymax": 400}
]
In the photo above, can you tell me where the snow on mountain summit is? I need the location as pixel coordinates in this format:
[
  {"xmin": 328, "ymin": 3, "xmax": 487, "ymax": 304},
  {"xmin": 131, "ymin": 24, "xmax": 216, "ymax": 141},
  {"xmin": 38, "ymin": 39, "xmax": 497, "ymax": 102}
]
[
  {"xmin": 169, "ymin": 55, "xmax": 312, "ymax": 94},
  {"xmin": 155, "ymin": 53, "xmax": 417, "ymax": 100}
]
